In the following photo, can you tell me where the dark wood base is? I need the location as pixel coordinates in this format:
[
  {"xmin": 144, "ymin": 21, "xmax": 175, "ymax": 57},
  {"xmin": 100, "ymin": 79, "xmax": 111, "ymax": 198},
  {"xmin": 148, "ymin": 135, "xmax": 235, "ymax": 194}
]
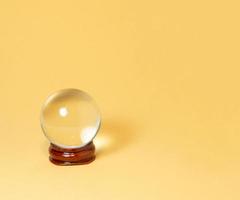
[{"xmin": 49, "ymin": 142, "xmax": 95, "ymax": 166}]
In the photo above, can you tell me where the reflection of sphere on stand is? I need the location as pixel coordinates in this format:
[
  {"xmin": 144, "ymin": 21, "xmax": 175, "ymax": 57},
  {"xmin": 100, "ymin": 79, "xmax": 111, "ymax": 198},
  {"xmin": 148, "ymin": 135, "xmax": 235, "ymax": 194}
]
[{"xmin": 49, "ymin": 142, "xmax": 96, "ymax": 166}]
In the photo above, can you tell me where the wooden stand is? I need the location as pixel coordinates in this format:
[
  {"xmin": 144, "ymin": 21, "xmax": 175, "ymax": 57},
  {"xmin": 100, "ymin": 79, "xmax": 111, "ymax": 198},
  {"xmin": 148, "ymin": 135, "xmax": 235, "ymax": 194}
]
[{"xmin": 49, "ymin": 142, "xmax": 95, "ymax": 166}]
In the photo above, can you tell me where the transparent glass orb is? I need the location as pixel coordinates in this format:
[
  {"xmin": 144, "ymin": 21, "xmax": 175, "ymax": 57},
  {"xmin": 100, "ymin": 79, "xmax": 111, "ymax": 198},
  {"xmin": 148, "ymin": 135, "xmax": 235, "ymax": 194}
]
[{"xmin": 40, "ymin": 89, "xmax": 101, "ymax": 149}]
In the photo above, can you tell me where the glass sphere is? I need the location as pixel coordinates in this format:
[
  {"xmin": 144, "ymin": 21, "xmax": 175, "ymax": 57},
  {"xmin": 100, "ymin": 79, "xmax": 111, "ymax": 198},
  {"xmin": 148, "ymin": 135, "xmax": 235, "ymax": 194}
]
[{"xmin": 40, "ymin": 89, "xmax": 101, "ymax": 149}]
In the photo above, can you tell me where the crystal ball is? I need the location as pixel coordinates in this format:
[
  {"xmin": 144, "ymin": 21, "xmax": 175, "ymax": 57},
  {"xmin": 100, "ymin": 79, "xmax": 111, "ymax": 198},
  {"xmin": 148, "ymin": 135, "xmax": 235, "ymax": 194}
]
[{"xmin": 40, "ymin": 89, "xmax": 101, "ymax": 148}]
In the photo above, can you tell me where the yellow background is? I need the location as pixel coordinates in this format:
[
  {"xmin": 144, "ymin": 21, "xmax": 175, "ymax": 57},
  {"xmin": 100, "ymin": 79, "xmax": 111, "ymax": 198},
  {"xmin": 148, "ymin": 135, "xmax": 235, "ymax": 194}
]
[{"xmin": 0, "ymin": 0, "xmax": 240, "ymax": 199}]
